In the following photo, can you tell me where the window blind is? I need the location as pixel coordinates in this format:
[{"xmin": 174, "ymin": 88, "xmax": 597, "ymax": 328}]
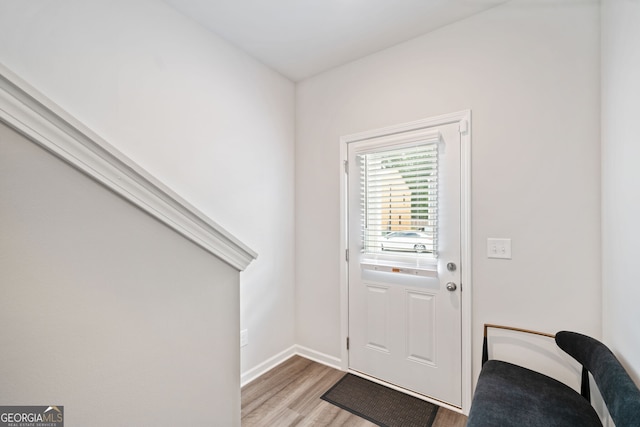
[{"xmin": 359, "ymin": 141, "xmax": 438, "ymax": 257}]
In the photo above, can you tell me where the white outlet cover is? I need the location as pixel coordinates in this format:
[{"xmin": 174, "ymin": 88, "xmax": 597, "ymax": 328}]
[{"xmin": 240, "ymin": 329, "xmax": 248, "ymax": 347}]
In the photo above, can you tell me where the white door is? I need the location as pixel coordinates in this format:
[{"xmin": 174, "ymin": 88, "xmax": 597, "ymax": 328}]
[{"xmin": 347, "ymin": 121, "xmax": 462, "ymax": 407}]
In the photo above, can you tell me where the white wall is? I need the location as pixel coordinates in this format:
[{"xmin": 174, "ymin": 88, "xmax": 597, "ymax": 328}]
[
  {"xmin": 0, "ymin": 122, "xmax": 241, "ymax": 425},
  {"xmin": 296, "ymin": 0, "xmax": 601, "ymax": 392},
  {"xmin": 601, "ymin": 0, "xmax": 640, "ymax": 385},
  {"xmin": 0, "ymin": 0, "xmax": 296, "ymax": 379}
]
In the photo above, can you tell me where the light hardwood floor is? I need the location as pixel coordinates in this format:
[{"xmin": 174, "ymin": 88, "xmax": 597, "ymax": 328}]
[{"xmin": 241, "ymin": 355, "xmax": 467, "ymax": 427}]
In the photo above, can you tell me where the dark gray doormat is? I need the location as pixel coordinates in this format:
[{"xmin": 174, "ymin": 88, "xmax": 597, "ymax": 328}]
[{"xmin": 320, "ymin": 373, "xmax": 439, "ymax": 427}]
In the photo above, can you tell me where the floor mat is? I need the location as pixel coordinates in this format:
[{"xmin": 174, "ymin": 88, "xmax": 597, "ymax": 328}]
[{"xmin": 320, "ymin": 373, "xmax": 439, "ymax": 427}]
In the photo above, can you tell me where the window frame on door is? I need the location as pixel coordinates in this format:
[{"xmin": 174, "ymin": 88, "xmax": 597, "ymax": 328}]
[{"xmin": 358, "ymin": 138, "xmax": 440, "ymax": 259}]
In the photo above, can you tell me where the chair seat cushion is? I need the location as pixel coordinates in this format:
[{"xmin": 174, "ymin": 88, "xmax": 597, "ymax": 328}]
[{"xmin": 467, "ymin": 360, "xmax": 602, "ymax": 427}]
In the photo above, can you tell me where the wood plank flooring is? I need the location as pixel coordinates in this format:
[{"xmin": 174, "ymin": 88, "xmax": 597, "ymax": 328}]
[{"xmin": 241, "ymin": 355, "xmax": 467, "ymax": 427}]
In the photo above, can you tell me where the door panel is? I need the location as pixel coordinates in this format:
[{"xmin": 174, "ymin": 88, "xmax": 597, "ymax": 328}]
[
  {"xmin": 348, "ymin": 122, "xmax": 461, "ymax": 407},
  {"xmin": 406, "ymin": 290, "xmax": 436, "ymax": 365},
  {"xmin": 365, "ymin": 285, "xmax": 390, "ymax": 352}
]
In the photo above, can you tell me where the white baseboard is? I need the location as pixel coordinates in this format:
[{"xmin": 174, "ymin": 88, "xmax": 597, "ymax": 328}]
[
  {"xmin": 294, "ymin": 345, "xmax": 342, "ymax": 370},
  {"xmin": 240, "ymin": 345, "xmax": 342, "ymax": 387},
  {"xmin": 240, "ymin": 345, "xmax": 297, "ymax": 387}
]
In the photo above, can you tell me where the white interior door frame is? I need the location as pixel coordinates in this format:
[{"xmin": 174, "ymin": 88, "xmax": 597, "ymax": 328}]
[{"xmin": 339, "ymin": 110, "xmax": 472, "ymax": 414}]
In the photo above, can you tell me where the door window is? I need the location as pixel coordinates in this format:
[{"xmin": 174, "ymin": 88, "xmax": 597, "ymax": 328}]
[{"xmin": 359, "ymin": 142, "xmax": 439, "ymax": 258}]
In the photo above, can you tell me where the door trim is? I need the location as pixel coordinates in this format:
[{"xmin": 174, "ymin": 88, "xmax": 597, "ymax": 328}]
[{"xmin": 339, "ymin": 110, "xmax": 472, "ymax": 414}]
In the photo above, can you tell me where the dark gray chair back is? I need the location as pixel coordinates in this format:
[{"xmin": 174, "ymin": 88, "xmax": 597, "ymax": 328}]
[{"xmin": 556, "ymin": 331, "xmax": 640, "ymax": 427}]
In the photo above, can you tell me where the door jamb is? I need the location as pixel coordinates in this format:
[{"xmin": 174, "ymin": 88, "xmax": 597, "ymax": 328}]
[{"xmin": 339, "ymin": 110, "xmax": 472, "ymax": 414}]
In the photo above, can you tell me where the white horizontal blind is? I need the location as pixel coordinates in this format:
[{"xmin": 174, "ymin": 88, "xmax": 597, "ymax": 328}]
[{"xmin": 359, "ymin": 141, "xmax": 438, "ymax": 257}]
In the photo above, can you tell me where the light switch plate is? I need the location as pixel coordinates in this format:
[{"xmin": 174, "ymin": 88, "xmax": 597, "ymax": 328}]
[
  {"xmin": 240, "ymin": 329, "xmax": 248, "ymax": 347},
  {"xmin": 487, "ymin": 238, "xmax": 512, "ymax": 259}
]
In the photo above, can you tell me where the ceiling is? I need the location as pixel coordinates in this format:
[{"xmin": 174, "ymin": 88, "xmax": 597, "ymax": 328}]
[{"xmin": 163, "ymin": 0, "xmax": 507, "ymax": 81}]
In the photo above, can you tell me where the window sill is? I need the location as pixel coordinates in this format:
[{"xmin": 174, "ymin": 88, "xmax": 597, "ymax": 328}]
[{"xmin": 360, "ymin": 260, "xmax": 437, "ymax": 277}]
